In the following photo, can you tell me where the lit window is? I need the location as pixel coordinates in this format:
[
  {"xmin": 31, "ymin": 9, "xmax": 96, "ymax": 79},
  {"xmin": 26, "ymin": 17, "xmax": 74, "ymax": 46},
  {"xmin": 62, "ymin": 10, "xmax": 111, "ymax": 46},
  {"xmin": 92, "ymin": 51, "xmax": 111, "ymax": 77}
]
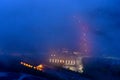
[
  {"xmin": 71, "ymin": 60, "xmax": 73, "ymax": 65},
  {"xmin": 65, "ymin": 60, "xmax": 68, "ymax": 64},
  {"xmin": 55, "ymin": 59, "xmax": 57, "ymax": 63},
  {"xmin": 60, "ymin": 60, "xmax": 62, "ymax": 63},
  {"xmin": 52, "ymin": 59, "xmax": 54, "ymax": 63},
  {"xmin": 62, "ymin": 60, "xmax": 64, "ymax": 63},
  {"xmin": 57, "ymin": 59, "xmax": 59, "ymax": 63},
  {"xmin": 68, "ymin": 60, "xmax": 70, "ymax": 64},
  {"xmin": 49, "ymin": 59, "xmax": 52, "ymax": 62}
]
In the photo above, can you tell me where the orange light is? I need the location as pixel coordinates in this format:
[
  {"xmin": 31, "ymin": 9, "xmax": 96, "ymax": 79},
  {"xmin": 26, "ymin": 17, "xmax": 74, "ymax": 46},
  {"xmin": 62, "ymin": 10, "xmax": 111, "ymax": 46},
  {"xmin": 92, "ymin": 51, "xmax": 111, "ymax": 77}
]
[
  {"xmin": 20, "ymin": 62, "xmax": 43, "ymax": 71},
  {"xmin": 36, "ymin": 64, "xmax": 44, "ymax": 71},
  {"xmin": 37, "ymin": 64, "xmax": 43, "ymax": 68}
]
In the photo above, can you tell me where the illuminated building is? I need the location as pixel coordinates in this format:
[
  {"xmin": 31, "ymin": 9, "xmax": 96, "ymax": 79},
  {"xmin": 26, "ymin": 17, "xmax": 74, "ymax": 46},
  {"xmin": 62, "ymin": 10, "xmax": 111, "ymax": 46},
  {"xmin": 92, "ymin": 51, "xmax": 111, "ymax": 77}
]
[
  {"xmin": 48, "ymin": 16, "xmax": 92, "ymax": 73},
  {"xmin": 48, "ymin": 49, "xmax": 84, "ymax": 73}
]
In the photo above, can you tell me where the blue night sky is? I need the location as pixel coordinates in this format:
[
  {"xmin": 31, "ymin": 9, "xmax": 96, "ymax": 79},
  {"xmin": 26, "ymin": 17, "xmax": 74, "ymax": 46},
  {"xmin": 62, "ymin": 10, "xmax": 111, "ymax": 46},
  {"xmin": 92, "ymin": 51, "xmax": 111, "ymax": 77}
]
[{"xmin": 0, "ymin": 0, "xmax": 120, "ymax": 57}]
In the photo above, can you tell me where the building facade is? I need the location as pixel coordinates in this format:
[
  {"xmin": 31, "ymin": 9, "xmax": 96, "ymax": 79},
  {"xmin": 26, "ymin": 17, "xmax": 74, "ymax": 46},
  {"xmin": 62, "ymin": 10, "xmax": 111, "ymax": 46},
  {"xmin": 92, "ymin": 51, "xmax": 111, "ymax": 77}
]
[{"xmin": 48, "ymin": 49, "xmax": 84, "ymax": 73}]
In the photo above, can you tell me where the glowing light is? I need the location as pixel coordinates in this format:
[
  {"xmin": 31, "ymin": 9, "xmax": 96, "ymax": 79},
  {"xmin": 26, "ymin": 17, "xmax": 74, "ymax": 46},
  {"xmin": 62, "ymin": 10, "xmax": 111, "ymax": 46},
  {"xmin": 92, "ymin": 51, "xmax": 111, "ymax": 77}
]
[
  {"xmin": 20, "ymin": 62, "xmax": 44, "ymax": 71},
  {"xmin": 49, "ymin": 59, "xmax": 52, "ymax": 62},
  {"xmin": 60, "ymin": 60, "xmax": 62, "ymax": 63},
  {"xmin": 34, "ymin": 67, "xmax": 36, "ymax": 69},
  {"xmin": 62, "ymin": 60, "xmax": 64, "ymax": 63},
  {"xmin": 71, "ymin": 60, "xmax": 75, "ymax": 65},
  {"xmin": 55, "ymin": 59, "xmax": 57, "ymax": 63},
  {"xmin": 68, "ymin": 60, "xmax": 71, "ymax": 64},
  {"xmin": 65, "ymin": 60, "xmax": 67, "ymax": 64},
  {"xmin": 78, "ymin": 65, "xmax": 84, "ymax": 73},
  {"xmin": 36, "ymin": 64, "xmax": 44, "ymax": 71},
  {"xmin": 52, "ymin": 59, "xmax": 54, "ymax": 63},
  {"xmin": 37, "ymin": 64, "xmax": 43, "ymax": 68},
  {"xmin": 57, "ymin": 59, "xmax": 59, "ymax": 63}
]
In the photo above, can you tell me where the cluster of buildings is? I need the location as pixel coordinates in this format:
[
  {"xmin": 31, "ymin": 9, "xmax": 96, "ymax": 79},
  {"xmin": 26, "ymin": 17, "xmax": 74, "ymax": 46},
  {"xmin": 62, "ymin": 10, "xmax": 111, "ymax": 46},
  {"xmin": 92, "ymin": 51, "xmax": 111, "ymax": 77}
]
[{"xmin": 48, "ymin": 49, "xmax": 84, "ymax": 73}]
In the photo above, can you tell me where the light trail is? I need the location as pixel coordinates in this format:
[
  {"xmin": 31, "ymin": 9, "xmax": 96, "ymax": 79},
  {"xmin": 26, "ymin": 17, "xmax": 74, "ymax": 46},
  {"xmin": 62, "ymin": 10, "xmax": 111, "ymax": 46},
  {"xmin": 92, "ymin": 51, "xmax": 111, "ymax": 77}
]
[{"xmin": 20, "ymin": 62, "xmax": 44, "ymax": 71}]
